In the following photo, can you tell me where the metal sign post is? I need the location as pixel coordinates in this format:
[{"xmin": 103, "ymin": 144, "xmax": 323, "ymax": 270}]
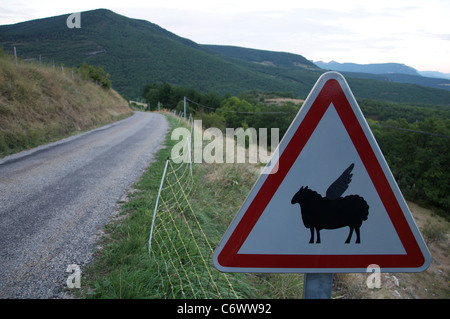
[{"xmin": 303, "ymin": 273, "xmax": 333, "ymax": 299}]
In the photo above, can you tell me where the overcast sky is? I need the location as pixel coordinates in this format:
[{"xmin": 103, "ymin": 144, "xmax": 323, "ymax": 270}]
[{"xmin": 1, "ymin": 0, "xmax": 449, "ymax": 73}]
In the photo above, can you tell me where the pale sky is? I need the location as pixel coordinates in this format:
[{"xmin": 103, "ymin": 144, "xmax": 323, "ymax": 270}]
[{"xmin": 1, "ymin": 0, "xmax": 449, "ymax": 73}]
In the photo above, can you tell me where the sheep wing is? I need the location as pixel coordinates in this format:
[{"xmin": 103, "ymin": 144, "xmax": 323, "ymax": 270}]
[{"xmin": 326, "ymin": 163, "xmax": 355, "ymax": 200}]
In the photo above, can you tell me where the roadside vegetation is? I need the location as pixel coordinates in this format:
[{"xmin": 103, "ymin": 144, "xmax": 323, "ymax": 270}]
[
  {"xmin": 144, "ymin": 82, "xmax": 450, "ymax": 218},
  {"xmin": 76, "ymin": 110, "xmax": 448, "ymax": 299},
  {"xmin": 75, "ymin": 114, "xmax": 305, "ymax": 298},
  {"xmin": 2, "ymin": 43, "xmax": 446, "ymax": 297},
  {"xmin": 0, "ymin": 49, "xmax": 132, "ymax": 157}
]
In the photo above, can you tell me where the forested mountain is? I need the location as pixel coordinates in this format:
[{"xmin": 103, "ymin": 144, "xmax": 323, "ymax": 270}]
[
  {"xmin": 203, "ymin": 45, "xmax": 320, "ymax": 70},
  {"xmin": 0, "ymin": 9, "xmax": 317, "ymax": 98},
  {"xmin": 1, "ymin": 8, "xmax": 450, "ymax": 105}
]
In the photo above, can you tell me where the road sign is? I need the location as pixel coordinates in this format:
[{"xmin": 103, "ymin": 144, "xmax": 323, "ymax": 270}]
[{"xmin": 213, "ymin": 72, "xmax": 431, "ymax": 273}]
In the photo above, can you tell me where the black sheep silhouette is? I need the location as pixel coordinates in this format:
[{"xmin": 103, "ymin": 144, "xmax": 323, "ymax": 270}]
[{"xmin": 291, "ymin": 163, "xmax": 369, "ymax": 244}]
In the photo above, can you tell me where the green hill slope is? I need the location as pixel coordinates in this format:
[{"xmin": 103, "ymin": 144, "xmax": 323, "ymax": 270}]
[
  {"xmin": 0, "ymin": 9, "xmax": 313, "ymax": 98},
  {"xmin": 203, "ymin": 45, "xmax": 450, "ymax": 104},
  {"xmin": 203, "ymin": 44, "xmax": 320, "ymax": 70},
  {"xmin": 1, "ymin": 9, "xmax": 450, "ymax": 106}
]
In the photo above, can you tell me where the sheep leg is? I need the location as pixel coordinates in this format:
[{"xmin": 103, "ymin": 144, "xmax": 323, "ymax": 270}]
[
  {"xmin": 316, "ymin": 228, "xmax": 321, "ymax": 243},
  {"xmin": 309, "ymin": 228, "xmax": 314, "ymax": 244},
  {"xmin": 345, "ymin": 227, "xmax": 354, "ymax": 244},
  {"xmin": 355, "ymin": 227, "xmax": 361, "ymax": 244}
]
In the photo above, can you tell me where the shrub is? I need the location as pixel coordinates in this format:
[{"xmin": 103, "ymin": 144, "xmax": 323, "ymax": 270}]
[{"xmin": 79, "ymin": 62, "xmax": 112, "ymax": 89}]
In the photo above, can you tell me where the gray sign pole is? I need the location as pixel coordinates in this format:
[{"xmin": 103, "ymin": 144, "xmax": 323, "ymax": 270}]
[{"xmin": 303, "ymin": 273, "xmax": 333, "ymax": 299}]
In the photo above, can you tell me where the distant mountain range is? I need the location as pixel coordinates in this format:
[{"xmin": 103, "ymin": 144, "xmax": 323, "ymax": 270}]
[
  {"xmin": 418, "ymin": 71, "xmax": 450, "ymax": 80},
  {"xmin": 315, "ymin": 61, "xmax": 420, "ymax": 75},
  {"xmin": 315, "ymin": 60, "xmax": 450, "ymax": 80},
  {"xmin": 1, "ymin": 9, "xmax": 449, "ymax": 105},
  {"xmin": 315, "ymin": 61, "xmax": 450, "ymax": 91}
]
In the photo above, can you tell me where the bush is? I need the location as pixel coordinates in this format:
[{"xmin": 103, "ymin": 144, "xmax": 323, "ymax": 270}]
[
  {"xmin": 197, "ymin": 112, "xmax": 226, "ymax": 131},
  {"xmin": 79, "ymin": 62, "xmax": 112, "ymax": 89},
  {"xmin": 422, "ymin": 220, "xmax": 448, "ymax": 244}
]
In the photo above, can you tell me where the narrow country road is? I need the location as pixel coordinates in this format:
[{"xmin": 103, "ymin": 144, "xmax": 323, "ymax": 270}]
[{"xmin": 0, "ymin": 112, "xmax": 168, "ymax": 298}]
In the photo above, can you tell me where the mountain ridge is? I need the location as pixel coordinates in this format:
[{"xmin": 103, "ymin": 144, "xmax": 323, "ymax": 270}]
[
  {"xmin": 314, "ymin": 60, "xmax": 450, "ymax": 91},
  {"xmin": 203, "ymin": 44, "xmax": 320, "ymax": 70},
  {"xmin": 315, "ymin": 61, "xmax": 450, "ymax": 80},
  {"xmin": 1, "ymin": 9, "xmax": 449, "ymax": 104},
  {"xmin": 419, "ymin": 70, "xmax": 450, "ymax": 80},
  {"xmin": 314, "ymin": 60, "xmax": 420, "ymax": 75},
  {"xmin": 1, "ymin": 9, "xmax": 323, "ymax": 98}
]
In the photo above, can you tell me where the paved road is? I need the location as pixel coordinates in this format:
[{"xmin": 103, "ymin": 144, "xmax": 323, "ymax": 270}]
[{"xmin": 0, "ymin": 112, "xmax": 168, "ymax": 298}]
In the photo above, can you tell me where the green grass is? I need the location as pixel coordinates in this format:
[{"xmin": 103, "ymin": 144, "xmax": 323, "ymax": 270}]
[{"xmin": 75, "ymin": 113, "xmax": 305, "ymax": 299}]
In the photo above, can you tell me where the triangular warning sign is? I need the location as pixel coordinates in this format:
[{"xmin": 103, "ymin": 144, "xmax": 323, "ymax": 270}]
[{"xmin": 213, "ymin": 72, "xmax": 431, "ymax": 273}]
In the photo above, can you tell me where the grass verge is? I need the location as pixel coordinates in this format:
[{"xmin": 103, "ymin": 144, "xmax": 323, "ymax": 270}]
[{"xmin": 74, "ymin": 113, "xmax": 305, "ymax": 299}]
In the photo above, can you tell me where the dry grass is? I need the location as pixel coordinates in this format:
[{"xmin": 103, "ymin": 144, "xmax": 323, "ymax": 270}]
[
  {"xmin": 0, "ymin": 53, "xmax": 132, "ymax": 156},
  {"xmin": 333, "ymin": 202, "xmax": 450, "ymax": 299}
]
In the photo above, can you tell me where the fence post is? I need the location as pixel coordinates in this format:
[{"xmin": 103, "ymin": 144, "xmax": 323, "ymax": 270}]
[
  {"xmin": 148, "ymin": 158, "xmax": 170, "ymax": 258},
  {"xmin": 14, "ymin": 47, "xmax": 17, "ymax": 67},
  {"xmin": 184, "ymin": 96, "xmax": 186, "ymax": 120},
  {"xmin": 188, "ymin": 136, "xmax": 192, "ymax": 176}
]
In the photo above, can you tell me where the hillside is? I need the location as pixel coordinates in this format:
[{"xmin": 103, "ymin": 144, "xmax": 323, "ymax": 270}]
[
  {"xmin": 207, "ymin": 46, "xmax": 450, "ymax": 101},
  {"xmin": 1, "ymin": 9, "xmax": 450, "ymax": 105},
  {"xmin": 0, "ymin": 50, "xmax": 132, "ymax": 157},
  {"xmin": 203, "ymin": 45, "xmax": 320, "ymax": 70},
  {"xmin": 0, "ymin": 9, "xmax": 308, "ymax": 99}
]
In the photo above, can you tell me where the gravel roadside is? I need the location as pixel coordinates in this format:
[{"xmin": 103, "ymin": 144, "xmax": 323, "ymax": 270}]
[{"xmin": 0, "ymin": 112, "xmax": 168, "ymax": 298}]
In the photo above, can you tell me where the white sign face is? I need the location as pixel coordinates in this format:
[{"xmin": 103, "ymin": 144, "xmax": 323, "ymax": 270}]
[{"xmin": 213, "ymin": 72, "xmax": 431, "ymax": 273}]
